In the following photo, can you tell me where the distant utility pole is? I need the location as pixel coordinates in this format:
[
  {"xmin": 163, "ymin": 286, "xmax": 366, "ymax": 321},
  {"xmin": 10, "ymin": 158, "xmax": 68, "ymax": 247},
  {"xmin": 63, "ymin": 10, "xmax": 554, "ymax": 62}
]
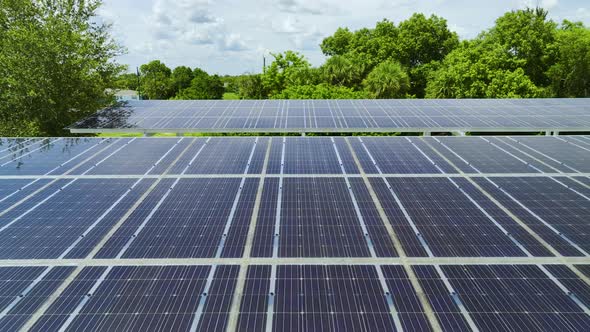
[
  {"xmin": 136, "ymin": 67, "xmax": 141, "ymax": 100},
  {"xmin": 263, "ymin": 56, "xmax": 266, "ymax": 74}
]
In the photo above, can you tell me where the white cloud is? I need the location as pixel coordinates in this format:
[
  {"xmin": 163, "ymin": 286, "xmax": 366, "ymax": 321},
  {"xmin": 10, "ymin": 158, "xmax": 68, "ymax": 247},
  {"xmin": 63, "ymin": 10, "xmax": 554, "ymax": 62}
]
[
  {"xmin": 272, "ymin": 16, "xmax": 305, "ymax": 34},
  {"xmin": 220, "ymin": 34, "xmax": 249, "ymax": 51},
  {"xmin": 276, "ymin": 0, "xmax": 324, "ymax": 14},
  {"xmin": 101, "ymin": 0, "xmax": 590, "ymax": 75},
  {"xmin": 542, "ymin": 0, "xmax": 559, "ymax": 10},
  {"xmin": 519, "ymin": 0, "xmax": 559, "ymax": 10}
]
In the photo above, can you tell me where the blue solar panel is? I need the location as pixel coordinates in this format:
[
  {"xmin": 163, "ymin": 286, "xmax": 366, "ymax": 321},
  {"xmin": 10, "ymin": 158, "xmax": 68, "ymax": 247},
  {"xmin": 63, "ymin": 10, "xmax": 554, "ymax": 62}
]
[
  {"xmin": 111, "ymin": 178, "xmax": 245, "ymax": 259},
  {"xmin": 381, "ymin": 177, "xmax": 527, "ymax": 257},
  {"xmin": 0, "ymin": 179, "xmax": 140, "ymax": 259},
  {"xmin": 0, "ymin": 136, "xmax": 588, "ymax": 330},
  {"xmin": 68, "ymin": 99, "xmax": 590, "ymax": 134},
  {"xmin": 0, "ymin": 266, "xmax": 74, "ymax": 331},
  {"xmin": 351, "ymin": 137, "xmax": 447, "ymax": 174},
  {"xmin": 0, "ymin": 138, "xmax": 105, "ymax": 176},
  {"xmin": 0, "ymin": 179, "xmax": 52, "ymax": 212},
  {"xmin": 437, "ymin": 265, "xmax": 590, "ymax": 331},
  {"xmin": 279, "ymin": 178, "xmax": 372, "ymax": 257},
  {"xmin": 29, "ymin": 265, "xmax": 235, "ymax": 332},
  {"xmin": 474, "ymin": 177, "xmax": 590, "ymax": 256}
]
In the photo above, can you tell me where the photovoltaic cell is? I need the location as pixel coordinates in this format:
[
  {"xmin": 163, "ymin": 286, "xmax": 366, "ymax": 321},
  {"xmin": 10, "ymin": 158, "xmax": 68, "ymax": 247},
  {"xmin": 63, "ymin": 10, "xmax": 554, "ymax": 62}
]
[
  {"xmin": 30, "ymin": 265, "xmax": 223, "ymax": 332},
  {"xmin": 512, "ymin": 137, "xmax": 590, "ymax": 172},
  {"xmin": 0, "ymin": 135, "xmax": 587, "ymax": 331},
  {"xmin": 0, "ymin": 266, "xmax": 74, "ymax": 331},
  {"xmin": 0, "ymin": 179, "xmax": 137, "ymax": 259},
  {"xmin": 63, "ymin": 178, "xmax": 157, "ymax": 259},
  {"xmin": 279, "ymin": 178, "xmax": 371, "ymax": 257},
  {"xmin": 452, "ymin": 177, "xmax": 553, "ymax": 257},
  {"xmin": 171, "ymin": 138, "xmax": 260, "ymax": 174},
  {"xmin": 436, "ymin": 137, "xmax": 539, "ymax": 174},
  {"xmin": 0, "ymin": 138, "xmax": 103, "ymax": 176},
  {"xmin": 94, "ymin": 179, "xmax": 176, "ymax": 259},
  {"xmin": 348, "ymin": 178, "xmax": 398, "ymax": 257},
  {"xmin": 475, "ymin": 177, "xmax": 590, "ymax": 256},
  {"xmin": 380, "ymin": 265, "xmax": 432, "ymax": 331},
  {"xmin": 269, "ymin": 138, "xmax": 356, "ymax": 174},
  {"xmin": 250, "ymin": 178, "xmax": 279, "ymax": 258},
  {"xmin": 439, "ymin": 265, "xmax": 590, "ymax": 332},
  {"xmin": 369, "ymin": 178, "xmax": 430, "ymax": 257},
  {"xmin": 0, "ymin": 179, "xmax": 51, "ymax": 212},
  {"xmin": 272, "ymin": 265, "xmax": 398, "ymax": 332},
  {"xmin": 111, "ymin": 178, "xmax": 244, "ymax": 259},
  {"xmin": 383, "ymin": 177, "xmax": 526, "ymax": 257},
  {"xmin": 353, "ymin": 137, "xmax": 445, "ymax": 174}
]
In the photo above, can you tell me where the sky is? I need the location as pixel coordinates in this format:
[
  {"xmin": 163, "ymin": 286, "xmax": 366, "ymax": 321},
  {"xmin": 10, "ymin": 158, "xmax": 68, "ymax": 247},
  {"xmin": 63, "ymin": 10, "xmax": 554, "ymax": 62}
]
[{"xmin": 98, "ymin": 0, "xmax": 590, "ymax": 75}]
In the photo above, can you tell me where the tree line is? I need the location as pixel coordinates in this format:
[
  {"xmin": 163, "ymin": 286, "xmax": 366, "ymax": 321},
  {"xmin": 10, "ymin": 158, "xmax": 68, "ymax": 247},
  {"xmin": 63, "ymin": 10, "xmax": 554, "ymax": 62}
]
[
  {"xmin": 121, "ymin": 8, "xmax": 590, "ymax": 101},
  {"xmin": 2, "ymin": 1, "xmax": 589, "ymax": 136},
  {"xmin": 115, "ymin": 61, "xmax": 224, "ymax": 100}
]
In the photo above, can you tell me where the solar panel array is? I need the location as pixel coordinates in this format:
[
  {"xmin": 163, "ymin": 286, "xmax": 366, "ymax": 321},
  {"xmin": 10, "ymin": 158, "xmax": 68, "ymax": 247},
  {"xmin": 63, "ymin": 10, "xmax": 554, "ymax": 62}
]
[
  {"xmin": 1, "ymin": 135, "xmax": 590, "ymax": 331},
  {"xmin": 68, "ymin": 99, "xmax": 590, "ymax": 134}
]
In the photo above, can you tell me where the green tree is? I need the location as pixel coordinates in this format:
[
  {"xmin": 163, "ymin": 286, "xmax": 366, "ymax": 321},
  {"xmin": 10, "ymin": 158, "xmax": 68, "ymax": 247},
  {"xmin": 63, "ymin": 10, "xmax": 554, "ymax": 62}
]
[
  {"xmin": 363, "ymin": 61, "xmax": 410, "ymax": 98},
  {"xmin": 487, "ymin": 7, "xmax": 556, "ymax": 86},
  {"xmin": 273, "ymin": 83, "xmax": 368, "ymax": 99},
  {"xmin": 321, "ymin": 55, "xmax": 367, "ymax": 89},
  {"xmin": 114, "ymin": 73, "xmax": 140, "ymax": 90},
  {"xmin": 140, "ymin": 60, "xmax": 173, "ymax": 100},
  {"xmin": 396, "ymin": 14, "xmax": 459, "ymax": 97},
  {"xmin": 320, "ymin": 27, "xmax": 354, "ymax": 56},
  {"xmin": 486, "ymin": 68, "xmax": 545, "ymax": 98},
  {"xmin": 0, "ymin": 0, "xmax": 124, "ymax": 136},
  {"xmin": 396, "ymin": 14, "xmax": 459, "ymax": 67},
  {"xmin": 170, "ymin": 66, "xmax": 194, "ymax": 95},
  {"xmin": 262, "ymin": 51, "xmax": 312, "ymax": 96},
  {"xmin": 176, "ymin": 68, "xmax": 224, "ymax": 100},
  {"xmin": 425, "ymin": 40, "xmax": 543, "ymax": 98},
  {"xmin": 237, "ymin": 74, "xmax": 267, "ymax": 99},
  {"xmin": 547, "ymin": 20, "xmax": 590, "ymax": 97}
]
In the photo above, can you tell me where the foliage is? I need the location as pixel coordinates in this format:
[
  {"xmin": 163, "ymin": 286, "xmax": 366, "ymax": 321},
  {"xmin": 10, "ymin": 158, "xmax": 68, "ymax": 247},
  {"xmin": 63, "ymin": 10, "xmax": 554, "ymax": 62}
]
[
  {"xmin": 486, "ymin": 8, "xmax": 556, "ymax": 86},
  {"xmin": 175, "ymin": 69, "xmax": 224, "ymax": 100},
  {"xmin": 114, "ymin": 73, "xmax": 140, "ymax": 90},
  {"xmin": 4, "ymin": 5, "xmax": 590, "ymax": 137},
  {"xmin": 363, "ymin": 61, "xmax": 410, "ymax": 98},
  {"xmin": 139, "ymin": 60, "xmax": 173, "ymax": 100},
  {"xmin": 273, "ymin": 83, "xmax": 368, "ymax": 99},
  {"xmin": 319, "ymin": 15, "xmax": 458, "ymax": 97},
  {"xmin": 396, "ymin": 14, "xmax": 459, "ymax": 68},
  {"xmin": 0, "ymin": 0, "xmax": 124, "ymax": 136},
  {"xmin": 171, "ymin": 66, "xmax": 194, "ymax": 92},
  {"xmin": 237, "ymin": 74, "xmax": 267, "ymax": 99},
  {"xmin": 261, "ymin": 51, "xmax": 312, "ymax": 97},
  {"xmin": 223, "ymin": 92, "xmax": 240, "ymax": 100},
  {"xmin": 547, "ymin": 21, "xmax": 590, "ymax": 97},
  {"xmin": 321, "ymin": 55, "xmax": 366, "ymax": 89},
  {"xmin": 425, "ymin": 8, "xmax": 567, "ymax": 99}
]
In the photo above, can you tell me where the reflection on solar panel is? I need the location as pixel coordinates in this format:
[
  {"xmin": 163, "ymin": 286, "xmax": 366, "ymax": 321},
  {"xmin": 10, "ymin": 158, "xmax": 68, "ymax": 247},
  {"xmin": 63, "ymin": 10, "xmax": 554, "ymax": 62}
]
[
  {"xmin": 68, "ymin": 99, "xmax": 590, "ymax": 134},
  {"xmin": 0, "ymin": 136, "xmax": 589, "ymax": 331}
]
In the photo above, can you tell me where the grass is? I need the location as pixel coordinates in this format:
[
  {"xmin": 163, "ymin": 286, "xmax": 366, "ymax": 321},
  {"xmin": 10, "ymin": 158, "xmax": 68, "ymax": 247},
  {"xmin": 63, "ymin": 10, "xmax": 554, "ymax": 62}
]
[
  {"xmin": 223, "ymin": 92, "xmax": 240, "ymax": 100},
  {"xmin": 97, "ymin": 132, "xmax": 143, "ymax": 137}
]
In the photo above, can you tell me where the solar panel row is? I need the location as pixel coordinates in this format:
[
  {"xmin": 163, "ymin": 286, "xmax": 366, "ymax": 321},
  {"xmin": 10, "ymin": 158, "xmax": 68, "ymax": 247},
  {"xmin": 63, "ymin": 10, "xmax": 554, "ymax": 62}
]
[
  {"xmin": 68, "ymin": 99, "xmax": 590, "ymax": 133},
  {"xmin": 1, "ymin": 136, "xmax": 589, "ymax": 176},
  {"xmin": 0, "ymin": 264, "xmax": 588, "ymax": 332},
  {"xmin": 0, "ymin": 137, "xmax": 589, "ymax": 261},
  {"xmin": 0, "ymin": 136, "xmax": 589, "ymax": 331}
]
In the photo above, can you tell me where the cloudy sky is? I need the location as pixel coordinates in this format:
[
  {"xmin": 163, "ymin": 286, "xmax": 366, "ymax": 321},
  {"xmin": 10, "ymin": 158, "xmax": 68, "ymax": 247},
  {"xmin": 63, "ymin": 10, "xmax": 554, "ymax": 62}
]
[{"xmin": 98, "ymin": 0, "xmax": 590, "ymax": 75}]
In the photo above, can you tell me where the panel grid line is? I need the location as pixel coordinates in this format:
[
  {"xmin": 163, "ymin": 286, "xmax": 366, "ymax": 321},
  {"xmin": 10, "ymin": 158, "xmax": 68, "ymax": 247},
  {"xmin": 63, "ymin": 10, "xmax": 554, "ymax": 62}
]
[
  {"xmin": 18, "ymin": 137, "xmax": 201, "ymax": 332},
  {"xmin": 343, "ymin": 137, "xmax": 443, "ymax": 332}
]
